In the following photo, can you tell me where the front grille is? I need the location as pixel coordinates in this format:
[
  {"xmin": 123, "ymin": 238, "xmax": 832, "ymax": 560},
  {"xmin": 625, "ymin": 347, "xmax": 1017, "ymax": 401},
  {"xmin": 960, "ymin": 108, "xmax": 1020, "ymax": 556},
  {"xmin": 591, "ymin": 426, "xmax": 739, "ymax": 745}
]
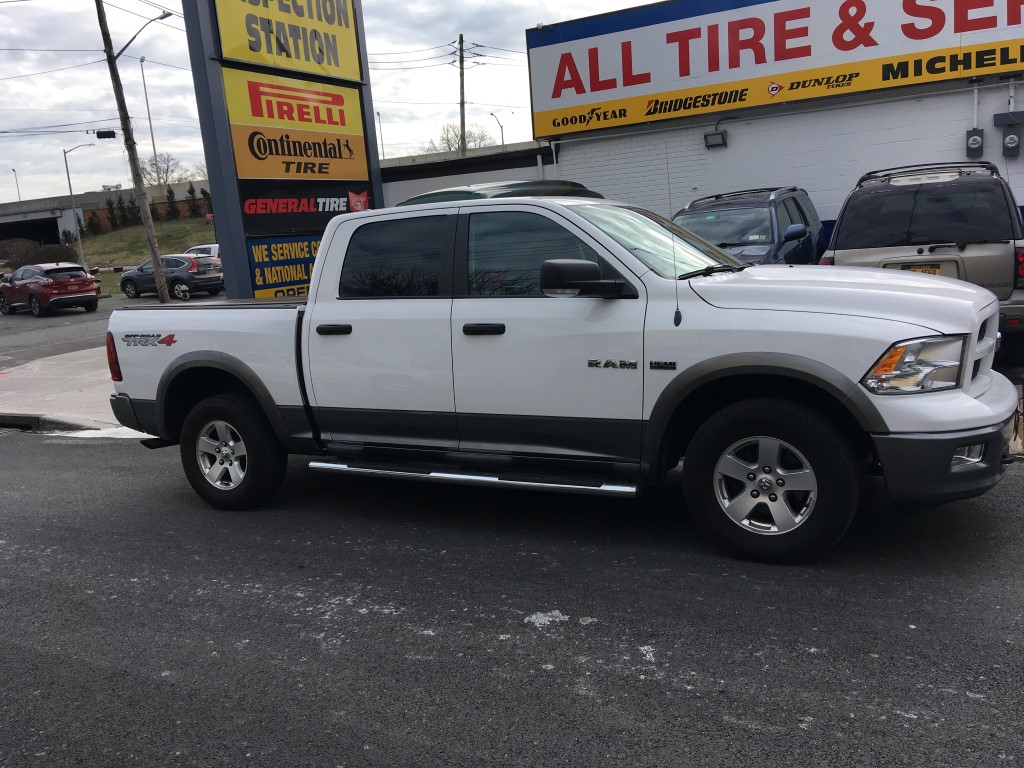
[{"xmin": 978, "ymin": 317, "xmax": 988, "ymax": 343}]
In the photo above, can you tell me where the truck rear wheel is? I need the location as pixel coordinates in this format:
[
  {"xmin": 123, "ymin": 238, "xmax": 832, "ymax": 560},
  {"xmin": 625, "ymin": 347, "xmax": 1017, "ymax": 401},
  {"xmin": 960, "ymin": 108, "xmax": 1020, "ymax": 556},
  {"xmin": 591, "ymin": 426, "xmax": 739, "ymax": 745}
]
[
  {"xmin": 682, "ymin": 398, "xmax": 860, "ymax": 563},
  {"xmin": 180, "ymin": 394, "xmax": 286, "ymax": 510}
]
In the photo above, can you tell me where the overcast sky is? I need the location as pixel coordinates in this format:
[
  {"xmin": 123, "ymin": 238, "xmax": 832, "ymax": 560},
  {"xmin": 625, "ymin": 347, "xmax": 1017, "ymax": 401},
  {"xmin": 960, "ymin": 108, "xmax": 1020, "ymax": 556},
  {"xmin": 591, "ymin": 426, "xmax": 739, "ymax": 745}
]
[{"xmin": 0, "ymin": 0, "xmax": 642, "ymax": 204}]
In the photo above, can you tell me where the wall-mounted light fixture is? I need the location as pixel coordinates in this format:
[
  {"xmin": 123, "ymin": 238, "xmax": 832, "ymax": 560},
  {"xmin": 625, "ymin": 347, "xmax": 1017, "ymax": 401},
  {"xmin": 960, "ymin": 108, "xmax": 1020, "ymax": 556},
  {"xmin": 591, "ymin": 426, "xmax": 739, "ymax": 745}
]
[
  {"xmin": 703, "ymin": 116, "xmax": 736, "ymax": 150},
  {"xmin": 703, "ymin": 130, "xmax": 727, "ymax": 148}
]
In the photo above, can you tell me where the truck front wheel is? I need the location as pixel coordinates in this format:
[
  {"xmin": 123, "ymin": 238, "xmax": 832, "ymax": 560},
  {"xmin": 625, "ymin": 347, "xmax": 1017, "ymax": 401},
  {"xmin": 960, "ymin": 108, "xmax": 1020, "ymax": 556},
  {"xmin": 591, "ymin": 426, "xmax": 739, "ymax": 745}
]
[
  {"xmin": 682, "ymin": 398, "xmax": 860, "ymax": 563},
  {"xmin": 180, "ymin": 394, "xmax": 286, "ymax": 510}
]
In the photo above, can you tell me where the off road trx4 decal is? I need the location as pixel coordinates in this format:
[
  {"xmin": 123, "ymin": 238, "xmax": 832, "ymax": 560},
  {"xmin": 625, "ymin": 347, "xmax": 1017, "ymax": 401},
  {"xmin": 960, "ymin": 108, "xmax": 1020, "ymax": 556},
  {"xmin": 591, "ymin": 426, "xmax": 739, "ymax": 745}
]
[{"xmin": 122, "ymin": 333, "xmax": 177, "ymax": 347}]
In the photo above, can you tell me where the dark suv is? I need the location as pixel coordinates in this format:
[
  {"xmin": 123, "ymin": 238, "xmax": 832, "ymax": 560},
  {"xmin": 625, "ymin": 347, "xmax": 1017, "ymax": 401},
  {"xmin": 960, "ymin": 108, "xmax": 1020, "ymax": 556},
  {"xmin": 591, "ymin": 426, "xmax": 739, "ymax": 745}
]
[
  {"xmin": 821, "ymin": 162, "xmax": 1024, "ymax": 337},
  {"xmin": 120, "ymin": 254, "xmax": 224, "ymax": 300},
  {"xmin": 673, "ymin": 187, "xmax": 825, "ymax": 265},
  {"xmin": 396, "ymin": 179, "xmax": 604, "ymax": 206}
]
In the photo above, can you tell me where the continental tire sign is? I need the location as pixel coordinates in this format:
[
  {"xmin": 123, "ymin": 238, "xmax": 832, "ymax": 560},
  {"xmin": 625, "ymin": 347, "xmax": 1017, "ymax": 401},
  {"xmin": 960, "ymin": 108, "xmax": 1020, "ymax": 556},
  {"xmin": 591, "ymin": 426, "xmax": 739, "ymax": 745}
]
[
  {"xmin": 527, "ymin": 0, "xmax": 1024, "ymax": 138},
  {"xmin": 223, "ymin": 68, "xmax": 368, "ymax": 181}
]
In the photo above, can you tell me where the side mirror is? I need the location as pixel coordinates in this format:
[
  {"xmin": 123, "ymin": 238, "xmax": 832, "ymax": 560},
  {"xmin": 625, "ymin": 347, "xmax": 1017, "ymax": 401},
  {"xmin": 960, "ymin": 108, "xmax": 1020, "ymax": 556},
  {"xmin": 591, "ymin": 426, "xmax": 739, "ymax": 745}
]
[
  {"xmin": 782, "ymin": 223, "xmax": 808, "ymax": 243},
  {"xmin": 540, "ymin": 259, "xmax": 626, "ymax": 298}
]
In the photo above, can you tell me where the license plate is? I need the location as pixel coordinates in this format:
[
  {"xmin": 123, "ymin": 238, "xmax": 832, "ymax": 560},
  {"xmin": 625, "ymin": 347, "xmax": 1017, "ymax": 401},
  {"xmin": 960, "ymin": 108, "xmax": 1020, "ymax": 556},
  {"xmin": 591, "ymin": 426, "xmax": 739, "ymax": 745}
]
[
  {"xmin": 902, "ymin": 264, "xmax": 940, "ymax": 276},
  {"xmin": 67, "ymin": 285, "xmax": 79, "ymax": 291},
  {"xmin": 208, "ymin": 268, "xmax": 219, "ymax": 275}
]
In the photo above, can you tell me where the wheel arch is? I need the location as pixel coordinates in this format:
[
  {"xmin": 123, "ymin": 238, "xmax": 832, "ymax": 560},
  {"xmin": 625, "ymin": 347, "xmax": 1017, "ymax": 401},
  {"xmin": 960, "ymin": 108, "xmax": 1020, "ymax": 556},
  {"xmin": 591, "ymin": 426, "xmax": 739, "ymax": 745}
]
[
  {"xmin": 643, "ymin": 353, "xmax": 883, "ymax": 483},
  {"xmin": 156, "ymin": 352, "xmax": 293, "ymax": 448}
]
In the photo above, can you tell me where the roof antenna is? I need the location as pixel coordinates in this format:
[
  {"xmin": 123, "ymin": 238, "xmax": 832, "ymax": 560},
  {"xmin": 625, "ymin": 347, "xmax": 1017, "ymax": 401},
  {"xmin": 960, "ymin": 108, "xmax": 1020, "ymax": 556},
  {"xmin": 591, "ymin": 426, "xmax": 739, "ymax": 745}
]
[{"xmin": 665, "ymin": 143, "xmax": 682, "ymax": 327}]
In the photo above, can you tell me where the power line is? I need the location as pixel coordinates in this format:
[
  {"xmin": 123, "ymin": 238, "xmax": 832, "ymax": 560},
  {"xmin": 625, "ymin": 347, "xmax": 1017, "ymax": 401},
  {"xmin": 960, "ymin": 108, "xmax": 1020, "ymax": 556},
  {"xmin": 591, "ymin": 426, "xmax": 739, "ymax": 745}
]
[
  {"xmin": 103, "ymin": 0, "xmax": 186, "ymax": 33},
  {"xmin": 368, "ymin": 42, "xmax": 455, "ymax": 56},
  {"xmin": 118, "ymin": 53, "xmax": 190, "ymax": 71},
  {"xmin": 0, "ymin": 59, "xmax": 105, "ymax": 81},
  {"xmin": 0, "ymin": 48, "xmax": 104, "ymax": 52},
  {"xmin": 468, "ymin": 42, "xmax": 527, "ymax": 55}
]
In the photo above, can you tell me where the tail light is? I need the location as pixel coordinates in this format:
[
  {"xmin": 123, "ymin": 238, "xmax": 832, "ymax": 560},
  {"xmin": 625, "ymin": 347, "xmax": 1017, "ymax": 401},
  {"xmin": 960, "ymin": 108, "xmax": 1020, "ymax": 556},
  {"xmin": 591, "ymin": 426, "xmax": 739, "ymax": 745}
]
[
  {"xmin": 1016, "ymin": 247, "xmax": 1024, "ymax": 289},
  {"xmin": 818, "ymin": 255, "xmax": 834, "ymax": 266},
  {"xmin": 106, "ymin": 331, "xmax": 123, "ymax": 382},
  {"xmin": 187, "ymin": 257, "xmax": 198, "ymax": 273}
]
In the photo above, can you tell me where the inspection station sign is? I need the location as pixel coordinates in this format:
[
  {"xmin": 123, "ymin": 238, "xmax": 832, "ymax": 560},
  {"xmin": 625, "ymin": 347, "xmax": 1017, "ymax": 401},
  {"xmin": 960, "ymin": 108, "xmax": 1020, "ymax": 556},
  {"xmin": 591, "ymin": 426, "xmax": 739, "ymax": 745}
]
[
  {"xmin": 527, "ymin": 0, "xmax": 1024, "ymax": 138},
  {"xmin": 216, "ymin": 0, "xmax": 361, "ymax": 82}
]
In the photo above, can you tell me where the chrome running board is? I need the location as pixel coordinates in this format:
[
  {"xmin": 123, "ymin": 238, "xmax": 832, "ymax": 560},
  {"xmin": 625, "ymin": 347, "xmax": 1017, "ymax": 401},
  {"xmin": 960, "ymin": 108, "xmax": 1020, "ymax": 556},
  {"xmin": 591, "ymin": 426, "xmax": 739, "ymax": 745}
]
[{"xmin": 308, "ymin": 461, "xmax": 637, "ymax": 497}]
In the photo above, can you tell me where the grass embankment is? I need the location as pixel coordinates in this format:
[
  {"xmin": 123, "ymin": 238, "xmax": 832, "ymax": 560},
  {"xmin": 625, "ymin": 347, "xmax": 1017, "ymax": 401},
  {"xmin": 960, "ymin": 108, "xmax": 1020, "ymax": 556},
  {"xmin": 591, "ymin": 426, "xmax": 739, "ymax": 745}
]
[{"xmin": 81, "ymin": 218, "xmax": 217, "ymax": 269}]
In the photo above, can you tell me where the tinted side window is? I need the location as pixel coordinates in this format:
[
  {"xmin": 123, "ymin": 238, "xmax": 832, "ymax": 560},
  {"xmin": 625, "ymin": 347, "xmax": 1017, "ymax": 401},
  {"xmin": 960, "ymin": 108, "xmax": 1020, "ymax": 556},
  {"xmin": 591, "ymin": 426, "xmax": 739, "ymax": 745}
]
[
  {"xmin": 11, "ymin": 268, "xmax": 26, "ymax": 281},
  {"xmin": 467, "ymin": 211, "xmax": 599, "ymax": 296},
  {"xmin": 339, "ymin": 216, "xmax": 445, "ymax": 297},
  {"xmin": 775, "ymin": 201, "xmax": 794, "ymax": 234},
  {"xmin": 784, "ymin": 198, "xmax": 807, "ymax": 225}
]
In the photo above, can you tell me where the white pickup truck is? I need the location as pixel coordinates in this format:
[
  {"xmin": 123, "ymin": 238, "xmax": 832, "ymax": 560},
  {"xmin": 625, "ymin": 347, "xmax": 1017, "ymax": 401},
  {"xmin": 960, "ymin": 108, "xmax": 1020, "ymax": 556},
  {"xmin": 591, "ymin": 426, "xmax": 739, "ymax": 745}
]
[{"xmin": 106, "ymin": 197, "xmax": 1019, "ymax": 562}]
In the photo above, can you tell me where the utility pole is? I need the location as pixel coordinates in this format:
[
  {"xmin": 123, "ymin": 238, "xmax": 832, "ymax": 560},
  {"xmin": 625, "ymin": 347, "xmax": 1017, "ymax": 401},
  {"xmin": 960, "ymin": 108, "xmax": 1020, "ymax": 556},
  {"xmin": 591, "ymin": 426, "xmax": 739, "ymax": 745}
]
[
  {"xmin": 95, "ymin": 0, "xmax": 170, "ymax": 303},
  {"xmin": 458, "ymin": 34, "xmax": 467, "ymax": 158}
]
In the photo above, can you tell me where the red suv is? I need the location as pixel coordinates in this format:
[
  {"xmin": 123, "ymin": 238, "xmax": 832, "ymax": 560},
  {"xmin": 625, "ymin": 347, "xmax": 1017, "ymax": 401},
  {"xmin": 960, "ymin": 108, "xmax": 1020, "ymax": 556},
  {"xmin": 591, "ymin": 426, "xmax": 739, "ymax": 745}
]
[{"xmin": 0, "ymin": 262, "xmax": 100, "ymax": 317}]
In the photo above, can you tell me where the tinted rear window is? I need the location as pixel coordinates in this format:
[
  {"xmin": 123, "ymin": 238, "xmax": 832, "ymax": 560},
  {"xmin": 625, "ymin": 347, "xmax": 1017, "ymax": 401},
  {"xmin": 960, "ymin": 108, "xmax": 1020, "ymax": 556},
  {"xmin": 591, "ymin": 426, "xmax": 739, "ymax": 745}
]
[
  {"xmin": 44, "ymin": 267, "xmax": 87, "ymax": 279},
  {"xmin": 833, "ymin": 179, "xmax": 1016, "ymax": 249}
]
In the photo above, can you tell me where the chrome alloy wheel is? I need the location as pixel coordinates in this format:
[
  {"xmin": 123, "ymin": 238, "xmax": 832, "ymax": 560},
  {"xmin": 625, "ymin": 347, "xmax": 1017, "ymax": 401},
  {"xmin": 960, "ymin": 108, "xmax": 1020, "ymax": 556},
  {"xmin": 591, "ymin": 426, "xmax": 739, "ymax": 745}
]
[
  {"xmin": 712, "ymin": 436, "xmax": 818, "ymax": 535},
  {"xmin": 195, "ymin": 419, "xmax": 248, "ymax": 490}
]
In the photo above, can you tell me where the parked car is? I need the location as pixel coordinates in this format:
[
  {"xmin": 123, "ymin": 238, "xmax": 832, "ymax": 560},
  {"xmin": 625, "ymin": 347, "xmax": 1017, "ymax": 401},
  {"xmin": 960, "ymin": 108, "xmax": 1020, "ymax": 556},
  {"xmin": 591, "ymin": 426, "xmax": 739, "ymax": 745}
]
[
  {"xmin": 0, "ymin": 262, "xmax": 100, "ymax": 317},
  {"xmin": 673, "ymin": 187, "xmax": 825, "ymax": 265},
  {"xmin": 185, "ymin": 243, "xmax": 219, "ymax": 259},
  {"xmin": 120, "ymin": 254, "xmax": 223, "ymax": 300},
  {"xmin": 820, "ymin": 161, "xmax": 1024, "ymax": 337},
  {"xmin": 396, "ymin": 179, "xmax": 604, "ymax": 206}
]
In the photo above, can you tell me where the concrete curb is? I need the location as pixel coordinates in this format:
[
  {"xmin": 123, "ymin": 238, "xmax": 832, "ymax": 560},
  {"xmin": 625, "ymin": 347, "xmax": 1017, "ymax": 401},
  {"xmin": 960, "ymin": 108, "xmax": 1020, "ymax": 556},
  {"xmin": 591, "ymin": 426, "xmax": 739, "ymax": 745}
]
[{"xmin": 0, "ymin": 412, "xmax": 103, "ymax": 432}]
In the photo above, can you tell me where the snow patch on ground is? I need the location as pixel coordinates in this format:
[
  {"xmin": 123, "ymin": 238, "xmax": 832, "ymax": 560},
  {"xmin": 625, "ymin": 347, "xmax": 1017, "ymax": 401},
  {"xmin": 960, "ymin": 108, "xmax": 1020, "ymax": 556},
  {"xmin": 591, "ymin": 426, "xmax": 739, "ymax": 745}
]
[{"xmin": 525, "ymin": 610, "xmax": 569, "ymax": 627}]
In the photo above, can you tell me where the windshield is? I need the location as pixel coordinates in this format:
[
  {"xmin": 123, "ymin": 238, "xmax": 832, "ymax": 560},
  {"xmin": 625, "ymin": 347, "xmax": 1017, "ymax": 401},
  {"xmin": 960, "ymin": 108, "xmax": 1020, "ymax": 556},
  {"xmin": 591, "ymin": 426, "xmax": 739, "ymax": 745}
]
[
  {"xmin": 575, "ymin": 204, "xmax": 737, "ymax": 278},
  {"xmin": 673, "ymin": 207, "xmax": 773, "ymax": 248}
]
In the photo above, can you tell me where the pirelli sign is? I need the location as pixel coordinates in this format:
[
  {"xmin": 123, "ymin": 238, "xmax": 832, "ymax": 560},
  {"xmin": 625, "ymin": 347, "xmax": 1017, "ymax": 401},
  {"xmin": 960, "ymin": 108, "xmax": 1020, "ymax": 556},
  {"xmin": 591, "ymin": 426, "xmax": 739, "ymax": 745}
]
[
  {"xmin": 527, "ymin": 0, "xmax": 1024, "ymax": 138},
  {"xmin": 223, "ymin": 69, "xmax": 368, "ymax": 181}
]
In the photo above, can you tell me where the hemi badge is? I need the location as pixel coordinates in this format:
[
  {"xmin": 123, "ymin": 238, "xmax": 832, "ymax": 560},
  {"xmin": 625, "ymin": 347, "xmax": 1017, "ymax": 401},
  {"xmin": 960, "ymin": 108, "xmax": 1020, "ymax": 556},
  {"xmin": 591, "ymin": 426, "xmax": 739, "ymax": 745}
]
[{"xmin": 650, "ymin": 361, "xmax": 676, "ymax": 371}]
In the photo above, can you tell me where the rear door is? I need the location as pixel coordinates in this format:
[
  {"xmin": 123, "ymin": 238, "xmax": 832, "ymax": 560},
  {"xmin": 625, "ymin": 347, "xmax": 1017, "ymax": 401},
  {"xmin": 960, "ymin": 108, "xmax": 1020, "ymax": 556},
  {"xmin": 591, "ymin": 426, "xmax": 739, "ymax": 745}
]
[
  {"xmin": 449, "ymin": 205, "xmax": 646, "ymax": 466},
  {"xmin": 304, "ymin": 212, "xmax": 459, "ymax": 449}
]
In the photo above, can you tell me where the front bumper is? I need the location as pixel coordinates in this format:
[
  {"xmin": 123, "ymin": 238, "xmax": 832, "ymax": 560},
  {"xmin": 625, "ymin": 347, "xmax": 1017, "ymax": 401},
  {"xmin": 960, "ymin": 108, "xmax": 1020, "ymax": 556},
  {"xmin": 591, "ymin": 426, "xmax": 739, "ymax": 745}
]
[{"xmin": 873, "ymin": 412, "xmax": 1018, "ymax": 502}]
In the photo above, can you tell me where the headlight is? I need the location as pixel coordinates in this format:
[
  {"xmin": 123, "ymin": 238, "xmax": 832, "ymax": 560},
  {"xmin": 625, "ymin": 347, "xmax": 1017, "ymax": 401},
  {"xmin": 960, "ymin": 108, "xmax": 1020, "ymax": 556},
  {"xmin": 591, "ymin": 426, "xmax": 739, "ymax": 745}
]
[{"xmin": 862, "ymin": 336, "xmax": 965, "ymax": 394}]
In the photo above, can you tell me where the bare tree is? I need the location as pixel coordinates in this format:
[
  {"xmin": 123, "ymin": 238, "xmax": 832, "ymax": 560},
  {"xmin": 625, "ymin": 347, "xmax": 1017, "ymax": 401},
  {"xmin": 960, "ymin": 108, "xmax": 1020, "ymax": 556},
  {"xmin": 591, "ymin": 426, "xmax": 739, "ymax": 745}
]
[
  {"xmin": 193, "ymin": 160, "xmax": 208, "ymax": 180},
  {"xmin": 141, "ymin": 152, "xmax": 191, "ymax": 187},
  {"xmin": 423, "ymin": 122, "xmax": 495, "ymax": 153}
]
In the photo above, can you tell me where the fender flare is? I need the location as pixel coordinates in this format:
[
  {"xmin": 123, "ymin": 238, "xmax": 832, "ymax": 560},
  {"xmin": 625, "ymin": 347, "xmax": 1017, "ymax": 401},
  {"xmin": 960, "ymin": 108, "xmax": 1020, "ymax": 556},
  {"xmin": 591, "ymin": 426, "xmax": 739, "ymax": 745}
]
[
  {"xmin": 155, "ymin": 351, "xmax": 293, "ymax": 445},
  {"xmin": 641, "ymin": 352, "xmax": 886, "ymax": 476}
]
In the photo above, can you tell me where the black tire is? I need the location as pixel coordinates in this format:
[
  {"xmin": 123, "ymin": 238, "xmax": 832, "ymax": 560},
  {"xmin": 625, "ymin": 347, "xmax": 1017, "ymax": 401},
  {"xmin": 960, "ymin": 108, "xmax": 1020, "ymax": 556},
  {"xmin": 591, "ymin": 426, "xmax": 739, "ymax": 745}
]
[
  {"xmin": 0, "ymin": 294, "xmax": 12, "ymax": 315},
  {"xmin": 206, "ymin": 288, "xmax": 222, "ymax": 296},
  {"xmin": 682, "ymin": 398, "xmax": 860, "ymax": 564},
  {"xmin": 172, "ymin": 281, "xmax": 190, "ymax": 301},
  {"xmin": 29, "ymin": 294, "xmax": 45, "ymax": 317},
  {"xmin": 122, "ymin": 280, "xmax": 139, "ymax": 299},
  {"xmin": 179, "ymin": 394, "xmax": 287, "ymax": 511},
  {"xmin": 84, "ymin": 301, "xmax": 98, "ymax": 312}
]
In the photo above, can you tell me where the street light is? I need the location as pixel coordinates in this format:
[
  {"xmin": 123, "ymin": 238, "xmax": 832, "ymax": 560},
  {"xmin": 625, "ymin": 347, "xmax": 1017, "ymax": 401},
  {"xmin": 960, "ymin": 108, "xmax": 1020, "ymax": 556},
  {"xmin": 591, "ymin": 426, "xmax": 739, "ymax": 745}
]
[
  {"xmin": 376, "ymin": 111, "xmax": 385, "ymax": 159},
  {"xmin": 63, "ymin": 143, "xmax": 94, "ymax": 270},
  {"xmin": 94, "ymin": 2, "xmax": 171, "ymax": 303},
  {"xmin": 139, "ymin": 56, "xmax": 158, "ymax": 171},
  {"xmin": 11, "ymin": 168, "xmax": 20, "ymax": 201},
  {"xmin": 490, "ymin": 112, "xmax": 505, "ymax": 152}
]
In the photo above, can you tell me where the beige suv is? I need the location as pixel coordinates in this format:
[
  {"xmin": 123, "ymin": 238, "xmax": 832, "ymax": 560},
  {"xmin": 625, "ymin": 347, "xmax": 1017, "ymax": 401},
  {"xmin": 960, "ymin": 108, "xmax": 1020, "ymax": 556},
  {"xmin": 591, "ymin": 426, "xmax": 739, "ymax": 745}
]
[{"xmin": 821, "ymin": 162, "xmax": 1024, "ymax": 341}]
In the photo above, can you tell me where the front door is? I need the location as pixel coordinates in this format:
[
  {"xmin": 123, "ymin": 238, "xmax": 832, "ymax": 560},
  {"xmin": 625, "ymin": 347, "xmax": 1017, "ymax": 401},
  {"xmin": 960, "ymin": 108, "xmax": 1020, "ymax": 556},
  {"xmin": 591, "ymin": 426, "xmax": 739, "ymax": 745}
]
[{"xmin": 450, "ymin": 206, "xmax": 647, "ymax": 466}]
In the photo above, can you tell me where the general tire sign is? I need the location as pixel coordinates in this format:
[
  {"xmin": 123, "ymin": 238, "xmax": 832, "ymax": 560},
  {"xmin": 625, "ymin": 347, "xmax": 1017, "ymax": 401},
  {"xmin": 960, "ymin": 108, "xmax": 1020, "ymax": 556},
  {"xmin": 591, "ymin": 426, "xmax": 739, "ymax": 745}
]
[{"xmin": 527, "ymin": 0, "xmax": 1024, "ymax": 138}]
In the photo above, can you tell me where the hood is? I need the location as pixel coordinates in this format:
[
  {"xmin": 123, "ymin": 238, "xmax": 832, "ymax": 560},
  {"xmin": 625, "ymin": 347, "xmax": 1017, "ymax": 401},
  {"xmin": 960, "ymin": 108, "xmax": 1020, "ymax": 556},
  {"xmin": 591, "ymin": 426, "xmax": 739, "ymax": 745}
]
[
  {"xmin": 689, "ymin": 265, "xmax": 997, "ymax": 333},
  {"xmin": 719, "ymin": 244, "xmax": 773, "ymax": 264}
]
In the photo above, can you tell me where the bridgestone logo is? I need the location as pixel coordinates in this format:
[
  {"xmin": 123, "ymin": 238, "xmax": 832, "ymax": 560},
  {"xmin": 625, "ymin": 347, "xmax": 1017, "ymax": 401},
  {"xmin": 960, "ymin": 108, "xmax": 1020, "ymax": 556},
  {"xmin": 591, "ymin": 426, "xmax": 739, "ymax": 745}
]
[{"xmin": 645, "ymin": 88, "xmax": 748, "ymax": 116}]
